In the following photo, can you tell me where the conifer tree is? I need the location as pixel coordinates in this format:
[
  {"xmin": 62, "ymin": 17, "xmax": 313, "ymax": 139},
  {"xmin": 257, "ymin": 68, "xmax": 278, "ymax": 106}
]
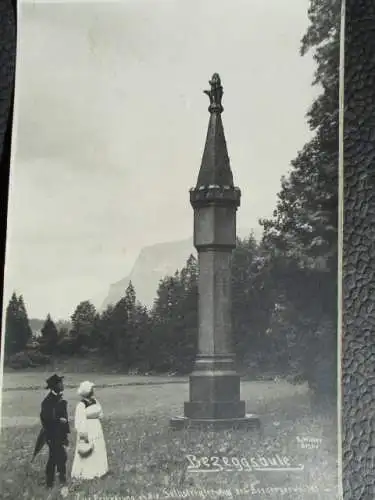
[
  {"xmin": 4, "ymin": 292, "xmax": 20, "ymax": 357},
  {"xmin": 4, "ymin": 292, "xmax": 33, "ymax": 358},
  {"xmin": 40, "ymin": 314, "xmax": 59, "ymax": 354},
  {"xmin": 110, "ymin": 296, "xmax": 129, "ymax": 364},
  {"xmin": 70, "ymin": 300, "xmax": 97, "ymax": 351}
]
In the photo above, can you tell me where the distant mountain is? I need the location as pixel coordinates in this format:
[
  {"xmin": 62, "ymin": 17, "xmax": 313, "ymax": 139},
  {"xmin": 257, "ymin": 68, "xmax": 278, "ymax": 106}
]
[
  {"xmin": 29, "ymin": 318, "xmax": 72, "ymax": 336},
  {"xmin": 101, "ymin": 226, "xmax": 261, "ymax": 311},
  {"xmin": 29, "ymin": 318, "xmax": 44, "ymax": 336},
  {"xmin": 101, "ymin": 238, "xmax": 195, "ymax": 310}
]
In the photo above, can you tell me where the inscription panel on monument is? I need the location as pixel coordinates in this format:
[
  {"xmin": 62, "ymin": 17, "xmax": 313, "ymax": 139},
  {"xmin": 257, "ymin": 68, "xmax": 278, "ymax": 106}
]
[{"xmin": 194, "ymin": 206, "xmax": 236, "ymax": 248}]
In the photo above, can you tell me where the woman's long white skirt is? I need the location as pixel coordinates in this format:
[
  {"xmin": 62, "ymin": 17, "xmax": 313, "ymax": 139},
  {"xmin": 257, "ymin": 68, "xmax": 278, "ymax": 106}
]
[{"xmin": 71, "ymin": 418, "xmax": 108, "ymax": 480}]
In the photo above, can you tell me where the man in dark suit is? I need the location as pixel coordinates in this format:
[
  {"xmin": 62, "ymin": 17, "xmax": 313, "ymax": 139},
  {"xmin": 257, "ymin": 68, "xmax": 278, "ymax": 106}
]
[{"xmin": 40, "ymin": 374, "xmax": 70, "ymax": 488}]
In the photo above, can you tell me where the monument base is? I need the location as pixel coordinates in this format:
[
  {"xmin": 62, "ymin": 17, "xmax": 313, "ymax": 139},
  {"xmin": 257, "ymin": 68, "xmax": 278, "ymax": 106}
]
[{"xmin": 169, "ymin": 414, "xmax": 261, "ymax": 431}]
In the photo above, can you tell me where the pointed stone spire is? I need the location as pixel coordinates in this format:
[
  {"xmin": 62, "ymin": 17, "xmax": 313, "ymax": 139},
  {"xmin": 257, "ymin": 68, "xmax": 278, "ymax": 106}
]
[
  {"xmin": 196, "ymin": 73, "xmax": 234, "ymax": 188},
  {"xmin": 170, "ymin": 73, "xmax": 259, "ymax": 431}
]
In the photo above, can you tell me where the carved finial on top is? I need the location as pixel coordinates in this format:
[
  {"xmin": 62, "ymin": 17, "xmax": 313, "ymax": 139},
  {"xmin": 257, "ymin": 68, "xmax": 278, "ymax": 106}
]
[{"xmin": 204, "ymin": 73, "xmax": 223, "ymax": 113}]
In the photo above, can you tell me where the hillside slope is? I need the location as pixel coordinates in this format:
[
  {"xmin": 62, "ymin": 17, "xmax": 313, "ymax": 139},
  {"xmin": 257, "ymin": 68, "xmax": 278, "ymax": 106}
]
[{"xmin": 101, "ymin": 227, "xmax": 261, "ymax": 309}]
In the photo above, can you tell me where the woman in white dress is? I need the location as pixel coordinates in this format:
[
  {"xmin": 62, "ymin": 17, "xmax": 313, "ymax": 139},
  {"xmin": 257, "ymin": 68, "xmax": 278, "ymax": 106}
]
[{"xmin": 71, "ymin": 381, "xmax": 108, "ymax": 480}]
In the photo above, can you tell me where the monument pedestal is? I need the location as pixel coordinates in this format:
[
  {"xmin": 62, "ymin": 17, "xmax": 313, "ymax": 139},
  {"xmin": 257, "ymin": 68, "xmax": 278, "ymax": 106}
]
[
  {"xmin": 171, "ymin": 355, "xmax": 261, "ymax": 430},
  {"xmin": 171, "ymin": 355, "xmax": 260, "ymax": 430}
]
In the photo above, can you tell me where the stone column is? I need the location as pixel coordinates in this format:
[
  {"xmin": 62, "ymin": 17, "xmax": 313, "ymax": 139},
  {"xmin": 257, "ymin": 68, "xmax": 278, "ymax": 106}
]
[{"xmin": 170, "ymin": 74, "xmax": 260, "ymax": 430}]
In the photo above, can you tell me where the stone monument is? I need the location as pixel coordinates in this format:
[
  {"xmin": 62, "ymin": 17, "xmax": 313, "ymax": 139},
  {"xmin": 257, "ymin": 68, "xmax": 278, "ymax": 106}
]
[{"xmin": 170, "ymin": 74, "xmax": 260, "ymax": 430}]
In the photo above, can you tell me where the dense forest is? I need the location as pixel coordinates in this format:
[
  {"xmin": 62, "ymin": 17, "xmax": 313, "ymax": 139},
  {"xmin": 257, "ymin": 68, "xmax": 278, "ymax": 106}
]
[{"xmin": 2, "ymin": 0, "xmax": 340, "ymax": 402}]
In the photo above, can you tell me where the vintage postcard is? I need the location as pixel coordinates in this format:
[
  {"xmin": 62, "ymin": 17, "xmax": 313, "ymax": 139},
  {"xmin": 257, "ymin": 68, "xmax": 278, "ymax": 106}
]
[{"xmin": 0, "ymin": 0, "xmax": 341, "ymax": 499}]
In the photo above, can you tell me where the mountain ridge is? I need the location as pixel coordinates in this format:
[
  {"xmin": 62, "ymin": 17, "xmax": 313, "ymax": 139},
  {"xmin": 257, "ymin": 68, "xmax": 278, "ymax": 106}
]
[{"xmin": 101, "ymin": 227, "xmax": 261, "ymax": 311}]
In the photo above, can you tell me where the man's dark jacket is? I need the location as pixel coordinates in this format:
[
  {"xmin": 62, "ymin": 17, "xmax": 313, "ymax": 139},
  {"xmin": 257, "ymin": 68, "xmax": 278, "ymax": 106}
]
[{"xmin": 40, "ymin": 392, "xmax": 70, "ymax": 444}]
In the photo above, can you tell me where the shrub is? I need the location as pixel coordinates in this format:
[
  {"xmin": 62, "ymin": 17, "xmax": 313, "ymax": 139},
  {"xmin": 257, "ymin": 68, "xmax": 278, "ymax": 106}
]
[
  {"xmin": 56, "ymin": 336, "xmax": 77, "ymax": 355},
  {"xmin": 6, "ymin": 350, "xmax": 51, "ymax": 369},
  {"xmin": 7, "ymin": 351, "xmax": 33, "ymax": 369},
  {"xmin": 28, "ymin": 351, "xmax": 50, "ymax": 365}
]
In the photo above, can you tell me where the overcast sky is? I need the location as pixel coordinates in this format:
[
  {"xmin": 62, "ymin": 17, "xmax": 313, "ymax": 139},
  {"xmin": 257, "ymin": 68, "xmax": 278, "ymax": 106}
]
[{"xmin": 3, "ymin": 0, "xmax": 318, "ymax": 320}]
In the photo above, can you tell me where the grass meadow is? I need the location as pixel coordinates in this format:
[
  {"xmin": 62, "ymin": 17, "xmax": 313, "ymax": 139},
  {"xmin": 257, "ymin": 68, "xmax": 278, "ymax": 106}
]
[{"xmin": 0, "ymin": 373, "xmax": 339, "ymax": 500}]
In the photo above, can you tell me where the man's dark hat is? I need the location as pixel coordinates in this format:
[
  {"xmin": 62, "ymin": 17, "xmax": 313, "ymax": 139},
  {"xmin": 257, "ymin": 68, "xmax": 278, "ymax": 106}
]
[{"xmin": 45, "ymin": 374, "xmax": 64, "ymax": 389}]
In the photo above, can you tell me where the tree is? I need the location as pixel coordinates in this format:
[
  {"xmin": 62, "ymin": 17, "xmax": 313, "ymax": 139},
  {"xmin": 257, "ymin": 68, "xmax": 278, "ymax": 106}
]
[
  {"xmin": 16, "ymin": 294, "xmax": 33, "ymax": 344},
  {"xmin": 91, "ymin": 305, "xmax": 115, "ymax": 353},
  {"xmin": 4, "ymin": 293, "xmax": 20, "ymax": 357},
  {"xmin": 40, "ymin": 314, "xmax": 59, "ymax": 354},
  {"xmin": 180, "ymin": 254, "xmax": 198, "ymax": 291},
  {"xmin": 260, "ymin": 0, "xmax": 341, "ymax": 398},
  {"xmin": 173, "ymin": 255, "xmax": 198, "ymax": 373},
  {"xmin": 124, "ymin": 281, "xmax": 136, "ymax": 312},
  {"xmin": 150, "ymin": 256, "xmax": 198, "ymax": 374},
  {"xmin": 70, "ymin": 300, "xmax": 97, "ymax": 352},
  {"xmin": 120, "ymin": 282, "xmax": 149, "ymax": 370},
  {"xmin": 231, "ymin": 237, "xmax": 275, "ymax": 371},
  {"xmin": 109, "ymin": 296, "xmax": 129, "ymax": 364},
  {"xmin": 55, "ymin": 319, "xmax": 72, "ymax": 332},
  {"xmin": 4, "ymin": 292, "xmax": 32, "ymax": 358},
  {"xmin": 126, "ymin": 302, "xmax": 152, "ymax": 372},
  {"xmin": 151, "ymin": 273, "xmax": 183, "ymax": 371}
]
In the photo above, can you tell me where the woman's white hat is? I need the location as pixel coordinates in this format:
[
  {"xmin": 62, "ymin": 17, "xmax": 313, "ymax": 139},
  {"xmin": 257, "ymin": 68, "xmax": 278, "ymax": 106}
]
[{"xmin": 77, "ymin": 380, "xmax": 95, "ymax": 397}]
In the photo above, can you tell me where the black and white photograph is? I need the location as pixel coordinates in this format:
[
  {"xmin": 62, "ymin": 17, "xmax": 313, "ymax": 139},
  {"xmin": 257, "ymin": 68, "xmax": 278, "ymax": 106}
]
[{"xmin": 0, "ymin": 0, "xmax": 341, "ymax": 498}]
